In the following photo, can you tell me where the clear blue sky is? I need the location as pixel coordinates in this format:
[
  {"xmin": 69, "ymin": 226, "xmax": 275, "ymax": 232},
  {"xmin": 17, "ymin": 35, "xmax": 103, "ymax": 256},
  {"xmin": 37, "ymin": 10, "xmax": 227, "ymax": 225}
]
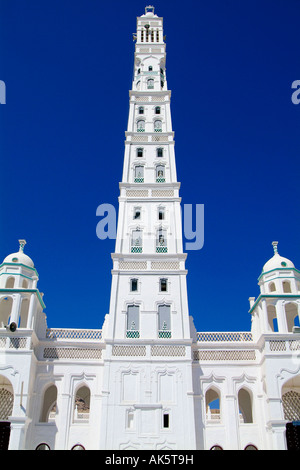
[{"xmin": 0, "ymin": 0, "xmax": 299, "ymax": 331}]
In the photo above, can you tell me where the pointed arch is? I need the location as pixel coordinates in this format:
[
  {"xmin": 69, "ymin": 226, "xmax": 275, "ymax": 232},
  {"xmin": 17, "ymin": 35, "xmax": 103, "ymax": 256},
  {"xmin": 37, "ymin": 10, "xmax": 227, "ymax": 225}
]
[
  {"xmin": 19, "ymin": 298, "xmax": 29, "ymax": 328},
  {"xmin": 73, "ymin": 384, "xmax": 90, "ymax": 423},
  {"xmin": 285, "ymin": 302, "xmax": 299, "ymax": 332},
  {"xmin": 40, "ymin": 384, "xmax": 57, "ymax": 423},
  {"xmin": 238, "ymin": 387, "xmax": 253, "ymax": 423},
  {"xmin": 5, "ymin": 277, "xmax": 15, "ymax": 288},
  {"xmin": 205, "ymin": 386, "xmax": 221, "ymax": 422}
]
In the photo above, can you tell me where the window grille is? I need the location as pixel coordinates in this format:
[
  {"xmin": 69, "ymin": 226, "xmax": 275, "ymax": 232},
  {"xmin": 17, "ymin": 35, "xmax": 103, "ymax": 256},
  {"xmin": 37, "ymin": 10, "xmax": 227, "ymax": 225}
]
[
  {"xmin": 282, "ymin": 391, "xmax": 300, "ymax": 421},
  {"xmin": 0, "ymin": 389, "xmax": 13, "ymax": 420}
]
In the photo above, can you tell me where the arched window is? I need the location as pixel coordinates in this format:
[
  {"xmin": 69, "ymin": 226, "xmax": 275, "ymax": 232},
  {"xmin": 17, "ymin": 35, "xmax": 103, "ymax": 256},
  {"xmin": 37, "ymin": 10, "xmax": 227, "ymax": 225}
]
[
  {"xmin": 5, "ymin": 277, "xmax": 15, "ymax": 288},
  {"xmin": 22, "ymin": 279, "xmax": 28, "ymax": 288},
  {"xmin": 210, "ymin": 445, "xmax": 223, "ymax": 450},
  {"xmin": 126, "ymin": 305, "xmax": 140, "ymax": 338},
  {"xmin": 154, "ymin": 120, "xmax": 162, "ymax": 132},
  {"xmin": 285, "ymin": 303, "xmax": 299, "ymax": 332},
  {"xmin": 156, "ymin": 165, "xmax": 165, "ymax": 182},
  {"xmin": 244, "ymin": 444, "xmax": 258, "ymax": 450},
  {"xmin": 147, "ymin": 78, "xmax": 154, "ymax": 89},
  {"xmin": 131, "ymin": 229, "xmax": 143, "ymax": 253},
  {"xmin": 155, "ymin": 106, "xmax": 161, "ymax": 114},
  {"xmin": 148, "ymin": 66, "xmax": 153, "ymax": 71},
  {"xmin": 283, "ymin": 281, "xmax": 292, "ymax": 293},
  {"xmin": 238, "ymin": 388, "xmax": 253, "ymax": 423},
  {"xmin": 0, "ymin": 377, "xmax": 14, "ymax": 420},
  {"xmin": 19, "ymin": 298, "xmax": 29, "ymax": 328},
  {"xmin": 40, "ymin": 384, "xmax": 57, "ymax": 422},
  {"xmin": 282, "ymin": 389, "xmax": 300, "ymax": 421},
  {"xmin": 134, "ymin": 165, "xmax": 144, "ymax": 183},
  {"xmin": 267, "ymin": 304, "xmax": 277, "ymax": 332},
  {"xmin": 73, "ymin": 385, "xmax": 90, "ymax": 423},
  {"xmin": 269, "ymin": 282, "xmax": 276, "ymax": 292},
  {"xmin": 156, "ymin": 228, "xmax": 167, "ymax": 253},
  {"xmin": 0, "ymin": 297, "xmax": 13, "ymax": 328},
  {"xmin": 158, "ymin": 304, "xmax": 171, "ymax": 338},
  {"xmin": 137, "ymin": 120, "xmax": 145, "ymax": 132},
  {"xmin": 205, "ymin": 388, "xmax": 221, "ymax": 423},
  {"xmin": 138, "ymin": 106, "xmax": 144, "ymax": 115}
]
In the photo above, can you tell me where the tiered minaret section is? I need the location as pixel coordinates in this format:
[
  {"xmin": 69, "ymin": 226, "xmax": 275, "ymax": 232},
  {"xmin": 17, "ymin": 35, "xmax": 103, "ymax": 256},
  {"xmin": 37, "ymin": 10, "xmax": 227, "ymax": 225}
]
[{"xmin": 106, "ymin": 6, "xmax": 191, "ymax": 341}]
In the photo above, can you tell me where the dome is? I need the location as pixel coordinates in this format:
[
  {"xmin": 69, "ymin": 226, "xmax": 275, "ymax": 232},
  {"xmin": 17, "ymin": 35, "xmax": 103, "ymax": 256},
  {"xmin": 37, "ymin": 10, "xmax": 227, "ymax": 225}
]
[
  {"xmin": 262, "ymin": 242, "xmax": 294, "ymax": 273},
  {"xmin": 3, "ymin": 240, "xmax": 34, "ymax": 268}
]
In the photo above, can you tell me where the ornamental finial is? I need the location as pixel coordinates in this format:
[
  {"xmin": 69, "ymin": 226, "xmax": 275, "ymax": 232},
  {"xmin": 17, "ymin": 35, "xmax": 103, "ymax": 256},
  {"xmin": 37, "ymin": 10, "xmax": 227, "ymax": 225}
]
[
  {"xmin": 145, "ymin": 5, "xmax": 155, "ymax": 15},
  {"xmin": 18, "ymin": 239, "xmax": 27, "ymax": 252},
  {"xmin": 272, "ymin": 241, "xmax": 278, "ymax": 255}
]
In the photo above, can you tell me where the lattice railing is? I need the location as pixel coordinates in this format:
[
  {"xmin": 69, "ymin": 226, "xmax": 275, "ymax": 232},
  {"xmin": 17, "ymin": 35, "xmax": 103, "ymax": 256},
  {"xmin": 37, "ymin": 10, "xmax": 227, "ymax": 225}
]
[
  {"xmin": 46, "ymin": 328, "xmax": 102, "ymax": 340},
  {"xmin": 268, "ymin": 339, "xmax": 300, "ymax": 352},
  {"xmin": 196, "ymin": 332, "xmax": 253, "ymax": 342},
  {"xmin": 43, "ymin": 347, "xmax": 102, "ymax": 359},
  {"xmin": 194, "ymin": 350, "xmax": 256, "ymax": 361}
]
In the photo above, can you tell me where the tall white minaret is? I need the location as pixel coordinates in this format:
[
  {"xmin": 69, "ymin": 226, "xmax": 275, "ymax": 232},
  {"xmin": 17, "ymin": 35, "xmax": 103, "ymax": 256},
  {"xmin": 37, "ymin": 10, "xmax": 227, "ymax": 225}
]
[
  {"xmin": 100, "ymin": 7, "xmax": 196, "ymax": 450},
  {"xmin": 106, "ymin": 5, "xmax": 191, "ymax": 342}
]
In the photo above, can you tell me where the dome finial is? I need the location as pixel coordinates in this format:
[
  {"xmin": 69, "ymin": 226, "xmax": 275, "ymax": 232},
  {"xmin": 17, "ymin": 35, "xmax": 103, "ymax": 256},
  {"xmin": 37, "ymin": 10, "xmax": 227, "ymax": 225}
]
[
  {"xmin": 18, "ymin": 239, "xmax": 27, "ymax": 253},
  {"xmin": 272, "ymin": 241, "xmax": 278, "ymax": 255}
]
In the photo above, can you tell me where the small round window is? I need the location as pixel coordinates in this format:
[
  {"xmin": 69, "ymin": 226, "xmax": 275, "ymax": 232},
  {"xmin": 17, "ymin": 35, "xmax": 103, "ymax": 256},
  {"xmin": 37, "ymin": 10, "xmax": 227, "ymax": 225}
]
[
  {"xmin": 12, "ymin": 258, "xmax": 18, "ymax": 263},
  {"xmin": 281, "ymin": 262, "xmax": 287, "ymax": 267}
]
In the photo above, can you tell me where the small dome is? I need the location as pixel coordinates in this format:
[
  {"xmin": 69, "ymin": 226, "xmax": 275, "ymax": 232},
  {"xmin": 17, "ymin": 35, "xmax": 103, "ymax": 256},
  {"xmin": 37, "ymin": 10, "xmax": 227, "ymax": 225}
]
[
  {"xmin": 262, "ymin": 242, "xmax": 294, "ymax": 273},
  {"xmin": 3, "ymin": 240, "xmax": 34, "ymax": 268}
]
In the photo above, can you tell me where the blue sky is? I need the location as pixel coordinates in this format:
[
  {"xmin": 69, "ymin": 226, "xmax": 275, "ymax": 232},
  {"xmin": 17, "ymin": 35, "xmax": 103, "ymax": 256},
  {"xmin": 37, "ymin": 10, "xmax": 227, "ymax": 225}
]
[{"xmin": 0, "ymin": 0, "xmax": 299, "ymax": 332}]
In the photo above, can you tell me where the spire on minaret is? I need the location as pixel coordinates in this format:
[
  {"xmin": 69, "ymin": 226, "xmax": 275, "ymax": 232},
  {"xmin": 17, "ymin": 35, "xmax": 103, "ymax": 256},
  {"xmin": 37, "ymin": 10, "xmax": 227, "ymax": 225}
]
[
  {"xmin": 18, "ymin": 239, "xmax": 27, "ymax": 253},
  {"xmin": 272, "ymin": 241, "xmax": 278, "ymax": 255}
]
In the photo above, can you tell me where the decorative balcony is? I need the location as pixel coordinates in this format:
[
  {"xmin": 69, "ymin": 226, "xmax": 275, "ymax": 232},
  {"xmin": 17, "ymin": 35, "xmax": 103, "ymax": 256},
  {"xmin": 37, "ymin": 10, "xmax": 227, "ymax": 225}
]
[
  {"xmin": 126, "ymin": 330, "xmax": 140, "ymax": 338},
  {"xmin": 156, "ymin": 177, "xmax": 165, "ymax": 183},
  {"xmin": 137, "ymin": 128, "xmax": 145, "ymax": 132},
  {"xmin": 158, "ymin": 329, "xmax": 171, "ymax": 338},
  {"xmin": 131, "ymin": 246, "xmax": 143, "ymax": 253},
  {"xmin": 134, "ymin": 177, "xmax": 144, "ymax": 183},
  {"xmin": 156, "ymin": 245, "xmax": 168, "ymax": 253}
]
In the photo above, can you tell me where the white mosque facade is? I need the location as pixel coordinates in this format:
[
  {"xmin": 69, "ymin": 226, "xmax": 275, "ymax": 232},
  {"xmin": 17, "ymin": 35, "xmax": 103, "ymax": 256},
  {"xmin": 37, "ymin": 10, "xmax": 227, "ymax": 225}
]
[{"xmin": 0, "ymin": 7, "xmax": 299, "ymax": 451}]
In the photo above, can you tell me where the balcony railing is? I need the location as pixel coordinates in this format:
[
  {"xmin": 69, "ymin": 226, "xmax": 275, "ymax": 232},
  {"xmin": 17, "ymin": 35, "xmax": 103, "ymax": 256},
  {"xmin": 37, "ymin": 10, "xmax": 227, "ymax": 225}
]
[
  {"xmin": 196, "ymin": 332, "xmax": 253, "ymax": 342},
  {"xmin": 156, "ymin": 177, "xmax": 165, "ymax": 183},
  {"xmin": 126, "ymin": 330, "xmax": 140, "ymax": 338},
  {"xmin": 156, "ymin": 246, "xmax": 168, "ymax": 253},
  {"xmin": 131, "ymin": 246, "xmax": 143, "ymax": 253},
  {"xmin": 134, "ymin": 177, "xmax": 144, "ymax": 183},
  {"xmin": 158, "ymin": 330, "xmax": 171, "ymax": 338}
]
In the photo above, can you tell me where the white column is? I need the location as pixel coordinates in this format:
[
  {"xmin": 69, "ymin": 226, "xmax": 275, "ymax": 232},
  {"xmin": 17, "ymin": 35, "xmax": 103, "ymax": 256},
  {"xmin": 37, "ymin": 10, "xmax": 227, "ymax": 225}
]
[
  {"xmin": 276, "ymin": 299, "xmax": 288, "ymax": 333},
  {"xmin": 27, "ymin": 293, "xmax": 36, "ymax": 329},
  {"xmin": 10, "ymin": 294, "xmax": 21, "ymax": 325},
  {"xmin": 224, "ymin": 395, "xmax": 240, "ymax": 449}
]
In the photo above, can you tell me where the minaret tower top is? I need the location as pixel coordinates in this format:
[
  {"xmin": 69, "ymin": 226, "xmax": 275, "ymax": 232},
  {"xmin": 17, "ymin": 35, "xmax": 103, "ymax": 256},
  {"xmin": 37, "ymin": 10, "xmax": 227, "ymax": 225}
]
[{"xmin": 134, "ymin": 6, "xmax": 164, "ymax": 46}]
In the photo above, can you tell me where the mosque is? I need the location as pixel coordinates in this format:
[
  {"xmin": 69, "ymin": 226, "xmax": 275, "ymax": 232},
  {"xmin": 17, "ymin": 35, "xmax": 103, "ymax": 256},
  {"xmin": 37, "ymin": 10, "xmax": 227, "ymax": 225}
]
[{"xmin": 0, "ymin": 7, "xmax": 299, "ymax": 450}]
